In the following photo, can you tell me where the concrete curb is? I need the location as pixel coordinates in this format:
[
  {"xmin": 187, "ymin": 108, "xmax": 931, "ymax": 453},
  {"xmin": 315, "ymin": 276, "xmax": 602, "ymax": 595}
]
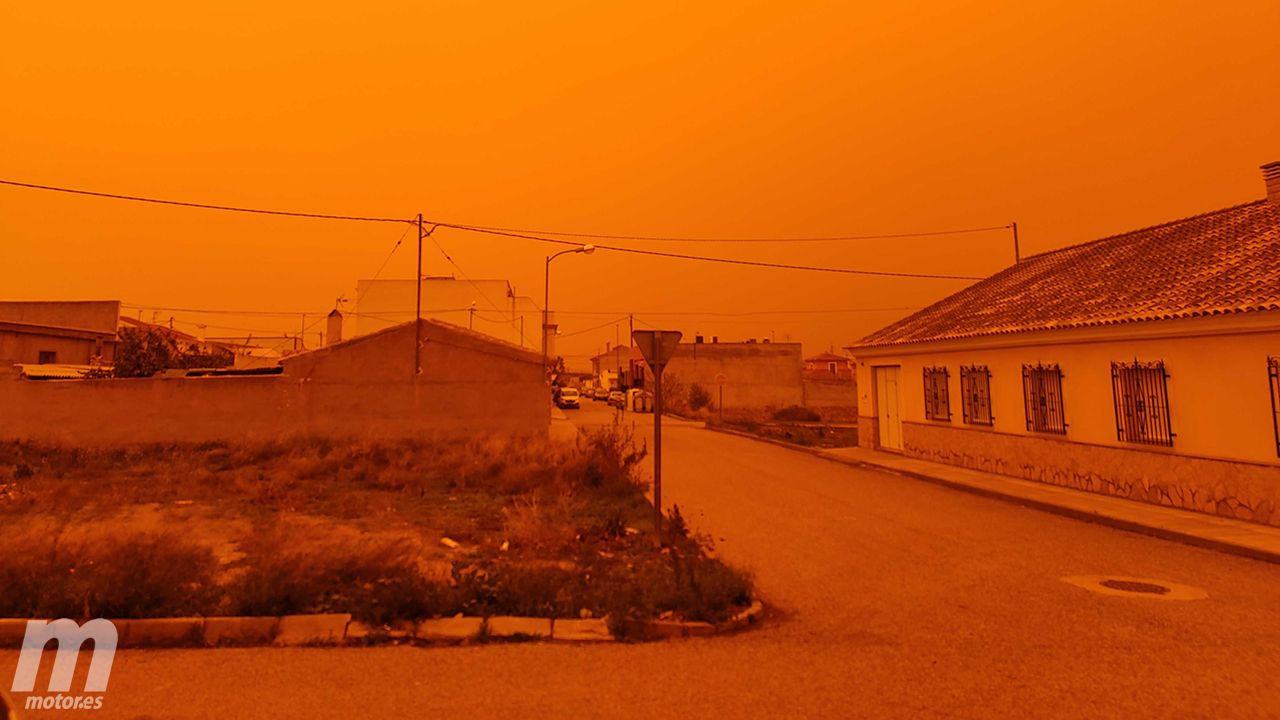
[
  {"xmin": 0, "ymin": 603, "xmax": 765, "ymax": 649},
  {"xmin": 702, "ymin": 423, "xmax": 1280, "ymax": 565}
]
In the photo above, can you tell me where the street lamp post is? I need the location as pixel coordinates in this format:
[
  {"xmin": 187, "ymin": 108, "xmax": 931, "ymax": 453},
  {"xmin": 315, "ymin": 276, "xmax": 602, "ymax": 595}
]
[{"xmin": 542, "ymin": 244, "xmax": 595, "ymax": 379}]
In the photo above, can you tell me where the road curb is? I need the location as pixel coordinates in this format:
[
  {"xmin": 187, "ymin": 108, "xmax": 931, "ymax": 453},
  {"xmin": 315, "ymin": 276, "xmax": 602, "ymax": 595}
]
[
  {"xmin": 0, "ymin": 603, "xmax": 765, "ymax": 649},
  {"xmin": 702, "ymin": 423, "xmax": 1280, "ymax": 565}
]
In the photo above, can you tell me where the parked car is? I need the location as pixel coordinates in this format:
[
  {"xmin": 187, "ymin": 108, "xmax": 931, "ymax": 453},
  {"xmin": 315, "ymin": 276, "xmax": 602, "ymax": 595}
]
[
  {"xmin": 594, "ymin": 387, "xmax": 610, "ymax": 401},
  {"xmin": 607, "ymin": 390, "xmax": 625, "ymax": 408},
  {"xmin": 555, "ymin": 387, "xmax": 581, "ymax": 409}
]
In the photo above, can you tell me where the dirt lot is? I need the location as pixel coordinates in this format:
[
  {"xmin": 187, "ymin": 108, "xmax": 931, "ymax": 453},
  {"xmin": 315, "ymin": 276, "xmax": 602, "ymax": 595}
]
[{"xmin": 0, "ymin": 424, "xmax": 751, "ymax": 633}]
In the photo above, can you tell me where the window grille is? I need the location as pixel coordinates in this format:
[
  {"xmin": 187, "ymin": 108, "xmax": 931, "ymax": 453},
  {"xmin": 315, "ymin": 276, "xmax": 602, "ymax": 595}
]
[
  {"xmin": 1111, "ymin": 360, "xmax": 1174, "ymax": 447},
  {"xmin": 923, "ymin": 366, "xmax": 951, "ymax": 421},
  {"xmin": 1022, "ymin": 363, "xmax": 1067, "ymax": 434},
  {"xmin": 960, "ymin": 365, "xmax": 994, "ymax": 426},
  {"xmin": 1269, "ymin": 357, "xmax": 1280, "ymax": 457}
]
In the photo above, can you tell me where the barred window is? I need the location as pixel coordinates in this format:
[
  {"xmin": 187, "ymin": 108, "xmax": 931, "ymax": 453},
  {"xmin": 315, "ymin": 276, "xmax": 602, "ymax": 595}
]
[
  {"xmin": 923, "ymin": 366, "xmax": 951, "ymax": 421},
  {"xmin": 1269, "ymin": 357, "xmax": 1279, "ymax": 457},
  {"xmin": 1111, "ymin": 360, "xmax": 1174, "ymax": 447},
  {"xmin": 1022, "ymin": 363, "xmax": 1067, "ymax": 434},
  {"xmin": 960, "ymin": 365, "xmax": 994, "ymax": 426}
]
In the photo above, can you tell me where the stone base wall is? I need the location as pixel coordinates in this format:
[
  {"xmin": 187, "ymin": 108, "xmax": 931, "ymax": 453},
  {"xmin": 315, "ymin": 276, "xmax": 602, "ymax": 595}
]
[
  {"xmin": 858, "ymin": 416, "xmax": 878, "ymax": 449},
  {"xmin": 902, "ymin": 421, "xmax": 1280, "ymax": 527}
]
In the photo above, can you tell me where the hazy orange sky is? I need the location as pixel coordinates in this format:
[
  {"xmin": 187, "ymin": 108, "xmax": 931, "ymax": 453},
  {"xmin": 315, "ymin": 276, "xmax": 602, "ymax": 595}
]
[{"xmin": 3, "ymin": 2, "xmax": 1278, "ymax": 366}]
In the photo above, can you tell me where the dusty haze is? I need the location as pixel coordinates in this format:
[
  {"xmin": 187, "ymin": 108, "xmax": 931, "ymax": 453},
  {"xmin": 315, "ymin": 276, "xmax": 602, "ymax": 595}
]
[{"xmin": 2, "ymin": 1, "xmax": 1278, "ymax": 363}]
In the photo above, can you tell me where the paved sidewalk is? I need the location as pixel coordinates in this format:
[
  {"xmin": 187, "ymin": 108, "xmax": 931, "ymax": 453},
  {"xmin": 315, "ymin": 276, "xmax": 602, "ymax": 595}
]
[
  {"xmin": 815, "ymin": 445, "xmax": 1280, "ymax": 564},
  {"xmin": 698, "ymin": 423, "xmax": 1280, "ymax": 564}
]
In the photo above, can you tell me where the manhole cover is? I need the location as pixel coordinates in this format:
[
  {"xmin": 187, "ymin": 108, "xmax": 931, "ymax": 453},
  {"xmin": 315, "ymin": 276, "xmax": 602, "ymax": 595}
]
[
  {"xmin": 1061, "ymin": 575, "xmax": 1208, "ymax": 601},
  {"xmin": 1098, "ymin": 579, "xmax": 1170, "ymax": 595}
]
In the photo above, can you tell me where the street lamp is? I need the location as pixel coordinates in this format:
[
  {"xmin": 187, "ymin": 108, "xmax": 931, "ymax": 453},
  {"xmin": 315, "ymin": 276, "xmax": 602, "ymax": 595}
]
[{"xmin": 543, "ymin": 244, "xmax": 595, "ymax": 379}]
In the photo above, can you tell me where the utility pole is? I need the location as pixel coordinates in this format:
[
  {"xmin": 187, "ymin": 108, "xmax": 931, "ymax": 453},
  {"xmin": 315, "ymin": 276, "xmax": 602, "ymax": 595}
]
[
  {"xmin": 632, "ymin": 330, "xmax": 682, "ymax": 544},
  {"xmin": 299, "ymin": 314, "xmax": 307, "ymax": 350},
  {"xmin": 1012, "ymin": 222, "xmax": 1020, "ymax": 264},
  {"xmin": 415, "ymin": 213, "xmax": 424, "ymax": 377}
]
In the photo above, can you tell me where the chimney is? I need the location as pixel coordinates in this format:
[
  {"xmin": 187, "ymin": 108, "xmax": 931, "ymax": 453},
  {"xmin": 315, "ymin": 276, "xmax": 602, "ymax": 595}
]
[
  {"xmin": 1264, "ymin": 161, "xmax": 1280, "ymax": 204},
  {"xmin": 695, "ymin": 334, "xmax": 704, "ymax": 344},
  {"xmin": 325, "ymin": 309, "xmax": 343, "ymax": 346}
]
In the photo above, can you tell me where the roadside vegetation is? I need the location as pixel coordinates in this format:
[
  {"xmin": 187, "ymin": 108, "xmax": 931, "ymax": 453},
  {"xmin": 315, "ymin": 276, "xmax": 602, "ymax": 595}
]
[
  {"xmin": 702, "ymin": 405, "xmax": 859, "ymax": 448},
  {"xmin": 0, "ymin": 424, "xmax": 753, "ymax": 634}
]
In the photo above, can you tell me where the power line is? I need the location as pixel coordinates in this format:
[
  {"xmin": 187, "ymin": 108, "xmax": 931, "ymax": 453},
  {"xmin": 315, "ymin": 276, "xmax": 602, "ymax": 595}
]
[
  {"xmin": 557, "ymin": 315, "xmax": 631, "ymax": 339},
  {"xmin": 4, "ymin": 178, "xmax": 987, "ymax": 280},
  {"xmin": 125, "ymin": 302, "xmax": 917, "ymax": 320},
  {"xmin": 427, "ymin": 233, "xmax": 535, "ymax": 346},
  {"xmin": 123, "ymin": 303, "xmax": 323, "ymax": 316},
  {"xmin": 440, "ymin": 221, "xmax": 1013, "ymax": 243},
  {"xmin": 554, "ymin": 306, "xmax": 920, "ymax": 317},
  {"xmin": 0, "ymin": 179, "xmax": 411, "ymax": 224},
  {"xmin": 353, "ymin": 224, "xmax": 414, "ymax": 305},
  {"xmin": 433, "ymin": 224, "xmax": 983, "ymax": 281}
]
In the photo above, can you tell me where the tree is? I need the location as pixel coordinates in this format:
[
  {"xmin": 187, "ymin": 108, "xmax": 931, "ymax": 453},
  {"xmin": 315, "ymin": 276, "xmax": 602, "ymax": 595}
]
[
  {"xmin": 688, "ymin": 383, "xmax": 712, "ymax": 412},
  {"xmin": 659, "ymin": 372, "xmax": 688, "ymax": 414},
  {"xmin": 114, "ymin": 326, "xmax": 233, "ymax": 378}
]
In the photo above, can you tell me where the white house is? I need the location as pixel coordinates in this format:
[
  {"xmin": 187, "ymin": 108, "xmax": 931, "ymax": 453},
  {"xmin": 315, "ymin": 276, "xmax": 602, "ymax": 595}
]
[{"xmin": 849, "ymin": 161, "xmax": 1280, "ymax": 527}]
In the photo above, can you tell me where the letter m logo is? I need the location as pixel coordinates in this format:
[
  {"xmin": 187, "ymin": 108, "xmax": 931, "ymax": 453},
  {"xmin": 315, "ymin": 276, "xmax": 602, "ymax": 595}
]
[{"xmin": 11, "ymin": 619, "xmax": 117, "ymax": 693}]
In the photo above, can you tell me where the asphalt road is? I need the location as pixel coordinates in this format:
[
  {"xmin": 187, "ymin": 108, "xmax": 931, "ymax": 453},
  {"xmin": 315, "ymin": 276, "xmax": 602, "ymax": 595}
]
[{"xmin": 5, "ymin": 401, "xmax": 1280, "ymax": 719}]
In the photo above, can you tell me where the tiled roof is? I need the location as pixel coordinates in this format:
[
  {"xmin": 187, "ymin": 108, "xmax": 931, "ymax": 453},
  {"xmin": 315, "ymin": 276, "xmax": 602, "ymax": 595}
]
[{"xmin": 855, "ymin": 199, "xmax": 1280, "ymax": 348}]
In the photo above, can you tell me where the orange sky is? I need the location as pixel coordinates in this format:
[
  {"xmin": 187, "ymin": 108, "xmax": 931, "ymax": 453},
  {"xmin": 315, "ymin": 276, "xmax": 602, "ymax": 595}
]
[{"xmin": 3, "ymin": 1, "xmax": 1278, "ymax": 366}]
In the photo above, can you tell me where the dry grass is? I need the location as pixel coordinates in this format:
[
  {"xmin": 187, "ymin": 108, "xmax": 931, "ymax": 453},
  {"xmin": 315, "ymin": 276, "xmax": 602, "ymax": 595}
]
[
  {"xmin": 0, "ymin": 524, "xmax": 221, "ymax": 619},
  {"xmin": 0, "ymin": 424, "xmax": 754, "ymax": 625}
]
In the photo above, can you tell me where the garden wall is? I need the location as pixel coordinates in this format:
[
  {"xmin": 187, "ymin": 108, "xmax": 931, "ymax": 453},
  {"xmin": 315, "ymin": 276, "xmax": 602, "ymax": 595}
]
[{"xmin": 0, "ymin": 320, "xmax": 548, "ymax": 445}]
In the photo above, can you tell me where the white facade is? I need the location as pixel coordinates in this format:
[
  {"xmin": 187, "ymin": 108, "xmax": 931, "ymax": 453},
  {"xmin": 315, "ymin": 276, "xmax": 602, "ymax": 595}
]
[{"xmin": 354, "ymin": 278, "xmax": 540, "ymax": 349}]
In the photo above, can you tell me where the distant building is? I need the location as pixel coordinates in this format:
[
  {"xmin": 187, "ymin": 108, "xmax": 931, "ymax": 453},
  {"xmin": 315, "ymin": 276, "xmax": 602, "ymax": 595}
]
[
  {"xmin": 354, "ymin": 277, "xmax": 541, "ymax": 350},
  {"xmin": 590, "ymin": 345, "xmax": 633, "ymax": 390},
  {"xmin": 802, "ymin": 351, "xmax": 857, "ymax": 412},
  {"xmin": 0, "ymin": 300, "xmax": 121, "ymax": 366},
  {"xmin": 631, "ymin": 338, "xmax": 803, "ymax": 410},
  {"xmin": 849, "ymin": 161, "xmax": 1280, "ymax": 527},
  {"xmin": 804, "ymin": 351, "xmax": 854, "ymax": 380}
]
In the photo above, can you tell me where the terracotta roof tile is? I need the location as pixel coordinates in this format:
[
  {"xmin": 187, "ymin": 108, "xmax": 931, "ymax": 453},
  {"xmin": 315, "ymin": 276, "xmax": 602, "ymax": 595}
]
[{"xmin": 855, "ymin": 200, "xmax": 1280, "ymax": 348}]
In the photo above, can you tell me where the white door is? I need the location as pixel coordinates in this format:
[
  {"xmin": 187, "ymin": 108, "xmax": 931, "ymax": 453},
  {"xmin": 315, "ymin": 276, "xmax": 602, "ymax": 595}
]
[{"xmin": 874, "ymin": 365, "xmax": 903, "ymax": 451}]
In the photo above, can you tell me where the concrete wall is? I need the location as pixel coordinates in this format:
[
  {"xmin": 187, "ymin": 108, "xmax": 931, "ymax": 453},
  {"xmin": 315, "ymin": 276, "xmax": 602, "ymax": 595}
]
[
  {"xmin": 0, "ymin": 300, "xmax": 121, "ymax": 365},
  {"xmin": 0, "ymin": 329, "xmax": 115, "ymax": 365},
  {"xmin": 661, "ymin": 342, "xmax": 803, "ymax": 410},
  {"xmin": 852, "ymin": 313, "xmax": 1280, "ymax": 525},
  {"xmin": 0, "ymin": 301, "xmax": 121, "ymax": 333},
  {"xmin": 0, "ymin": 319, "xmax": 549, "ymax": 445},
  {"xmin": 802, "ymin": 377, "xmax": 857, "ymax": 409}
]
